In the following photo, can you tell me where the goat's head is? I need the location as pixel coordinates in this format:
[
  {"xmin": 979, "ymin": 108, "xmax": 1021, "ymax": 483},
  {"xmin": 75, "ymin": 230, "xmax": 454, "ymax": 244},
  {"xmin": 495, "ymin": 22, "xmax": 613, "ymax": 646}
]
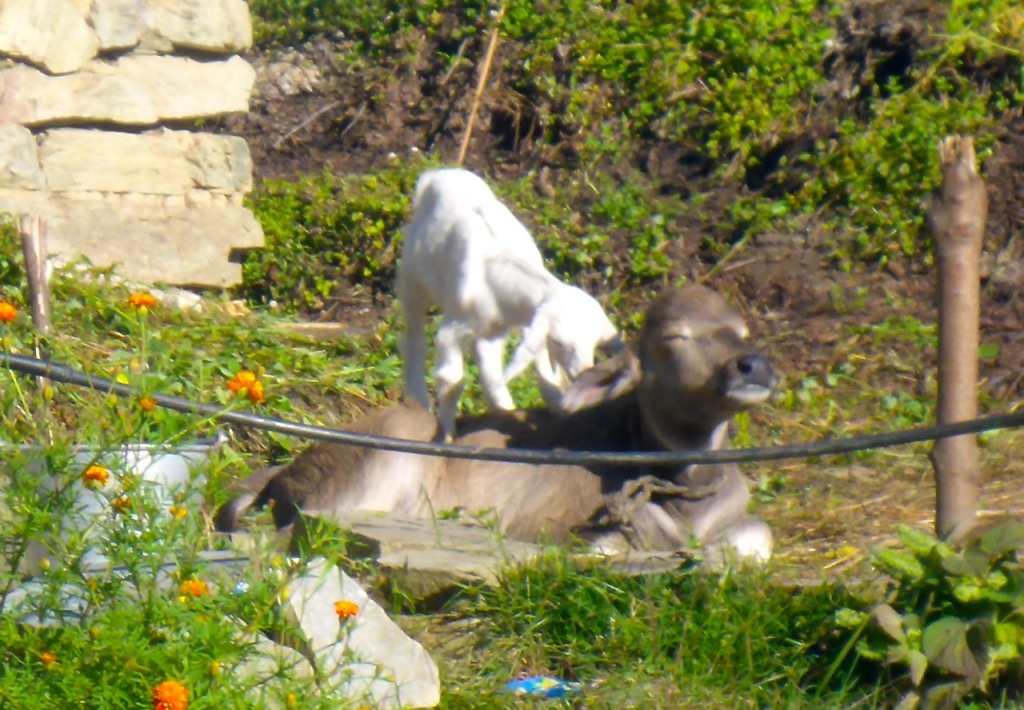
[
  {"xmin": 541, "ymin": 285, "xmax": 620, "ymax": 380},
  {"xmin": 637, "ymin": 285, "xmax": 774, "ymax": 447}
]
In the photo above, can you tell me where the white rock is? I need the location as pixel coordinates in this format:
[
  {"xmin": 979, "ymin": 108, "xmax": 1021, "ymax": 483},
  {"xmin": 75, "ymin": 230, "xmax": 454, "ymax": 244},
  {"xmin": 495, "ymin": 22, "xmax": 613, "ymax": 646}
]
[
  {"xmin": 0, "ymin": 55, "xmax": 256, "ymax": 127},
  {"xmin": 284, "ymin": 558, "xmax": 441, "ymax": 709},
  {"xmin": 0, "ymin": 0, "xmax": 99, "ymax": 74},
  {"xmin": 0, "ymin": 125, "xmax": 44, "ymax": 190},
  {"xmin": 233, "ymin": 630, "xmax": 317, "ymax": 708}
]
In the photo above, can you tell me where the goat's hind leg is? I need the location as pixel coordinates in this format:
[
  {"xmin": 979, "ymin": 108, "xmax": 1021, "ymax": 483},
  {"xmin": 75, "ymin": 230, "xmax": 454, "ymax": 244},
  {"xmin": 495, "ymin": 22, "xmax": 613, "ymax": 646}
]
[
  {"xmin": 435, "ymin": 318, "xmax": 470, "ymax": 441},
  {"xmin": 398, "ymin": 277, "xmax": 432, "ymax": 411}
]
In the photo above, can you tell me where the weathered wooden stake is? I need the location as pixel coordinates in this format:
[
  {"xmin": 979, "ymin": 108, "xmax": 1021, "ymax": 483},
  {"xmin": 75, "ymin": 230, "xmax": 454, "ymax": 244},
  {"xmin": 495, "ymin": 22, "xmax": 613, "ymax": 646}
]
[
  {"xmin": 19, "ymin": 214, "xmax": 52, "ymax": 337},
  {"xmin": 927, "ymin": 135, "xmax": 988, "ymax": 542}
]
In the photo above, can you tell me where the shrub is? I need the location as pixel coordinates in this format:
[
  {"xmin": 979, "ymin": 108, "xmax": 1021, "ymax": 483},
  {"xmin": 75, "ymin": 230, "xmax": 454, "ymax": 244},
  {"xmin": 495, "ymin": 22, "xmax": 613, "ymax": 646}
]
[{"xmin": 834, "ymin": 522, "xmax": 1024, "ymax": 709}]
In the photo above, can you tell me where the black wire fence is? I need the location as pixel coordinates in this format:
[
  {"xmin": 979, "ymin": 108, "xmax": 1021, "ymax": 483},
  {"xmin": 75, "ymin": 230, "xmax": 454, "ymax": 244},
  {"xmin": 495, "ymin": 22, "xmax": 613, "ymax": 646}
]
[{"xmin": 4, "ymin": 351, "xmax": 1024, "ymax": 467}]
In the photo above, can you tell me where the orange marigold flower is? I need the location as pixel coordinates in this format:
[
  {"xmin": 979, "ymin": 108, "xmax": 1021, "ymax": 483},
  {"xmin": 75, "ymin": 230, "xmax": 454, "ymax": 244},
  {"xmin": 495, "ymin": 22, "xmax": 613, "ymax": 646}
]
[
  {"xmin": 179, "ymin": 578, "xmax": 209, "ymax": 597},
  {"xmin": 226, "ymin": 370, "xmax": 257, "ymax": 393},
  {"xmin": 334, "ymin": 600, "xmax": 360, "ymax": 620},
  {"xmin": 0, "ymin": 302, "xmax": 16, "ymax": 323},
  {"xmin": 40, "ymin": 651, "xmax": 57, "ymax": 668},
  {"xmin": 112, "ymin": 496, "xmax": 132, "ymax": 514},
  {"xmin": 128, "ymin": 292, "xmax": 158, "ymax": 310},
  {"xmin": 152, "ymin": 679, "xmax": 188, "ymax": 710},
  {"xmin": 168, "ymin": 505, "xmax": 188, "ymax": 520},
  {"xmin": 140, "ymin": 396, "xmax": 158, "ymax": 412},
  {"xmin": 82, "ymin": 465, "xmax": 110, "ymax": 488},
  {"xmin": 246, "ymin": 380, "xmax": 265, "ymax": 404}
]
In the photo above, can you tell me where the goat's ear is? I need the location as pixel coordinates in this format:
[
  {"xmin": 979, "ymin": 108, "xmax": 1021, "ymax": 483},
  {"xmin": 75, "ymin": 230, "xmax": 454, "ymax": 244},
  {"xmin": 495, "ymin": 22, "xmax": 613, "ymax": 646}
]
[{"xmin": 559, "ymin": 350, "xmax": 640, "ymax": 413}]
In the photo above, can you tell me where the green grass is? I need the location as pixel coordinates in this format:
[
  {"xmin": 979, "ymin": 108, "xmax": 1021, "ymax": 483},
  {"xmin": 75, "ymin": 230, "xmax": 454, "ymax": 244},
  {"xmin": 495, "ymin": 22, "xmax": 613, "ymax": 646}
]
[{"xmin": 439, "ymin": 552, "xmax": 873, "ymax": 708}]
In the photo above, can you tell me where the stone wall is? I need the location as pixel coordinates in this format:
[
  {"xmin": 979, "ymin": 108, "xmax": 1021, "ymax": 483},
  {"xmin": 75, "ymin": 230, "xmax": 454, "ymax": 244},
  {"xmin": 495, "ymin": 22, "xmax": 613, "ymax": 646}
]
[{"xmin": 0, "ymin": 0, "xmax": 263, "ymax": 287}]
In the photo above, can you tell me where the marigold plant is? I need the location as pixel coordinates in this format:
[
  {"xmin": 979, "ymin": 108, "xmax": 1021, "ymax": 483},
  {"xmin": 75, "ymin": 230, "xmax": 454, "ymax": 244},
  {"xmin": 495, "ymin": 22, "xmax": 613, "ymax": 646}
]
[
  {"xmin": 82, "ymin": 465, "xmax": 110, "ymax": 488},
  {"xmin": 39, "ymin": 651, "xmax": 56, "ymax": 668},
  {"xmin": 246, "ymin": 379, "xmax": 265, "ymax": 404},
  {"xmin": 179, "ymin": 579, "xmax": 209, "ymax": 598},
  {"xmin": 111, "ymin": 496, "xmax": 132, "ymax": 514},
  {"xmin": 128, "ymin": 292, "xmax": 158, "ymax": 310},
  {"xmin": 226, "ymin": 370, "xmax": 257, "ymax": 392},
  {"xmin": 152, "ymin": 679, "xmax": 188, "ymax": 710},
  {"xmin": 139, "ymin": 396, "xmax": 158, "ymax": 412},
  {"xmin": 0, "ymin": 302, "xmax": 16, "ymax": 322},
  {"xmin": 168, "ymin": 505, "xmax": 188, "ymax": 520},
  {"xmin": 335, "ymin": 600, "xmax": 360, "ymax": 620},
  {"xmin": 226, "ymin": 370, "xmax": 265, "ymax": 404}
]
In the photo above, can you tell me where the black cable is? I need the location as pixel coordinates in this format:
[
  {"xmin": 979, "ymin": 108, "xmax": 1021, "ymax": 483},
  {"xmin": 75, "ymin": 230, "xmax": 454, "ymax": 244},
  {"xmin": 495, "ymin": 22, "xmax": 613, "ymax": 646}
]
[{"xmin": 4, "ymin": 351, "xmax": 1023, "ymax": 467}]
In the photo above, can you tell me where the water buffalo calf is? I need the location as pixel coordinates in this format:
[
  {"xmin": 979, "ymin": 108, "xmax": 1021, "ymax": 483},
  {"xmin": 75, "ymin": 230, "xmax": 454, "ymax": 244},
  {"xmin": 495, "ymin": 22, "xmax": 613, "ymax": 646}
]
[{"xmin": 215, "ymin": 285, "xmax": 777, "ymax": 561}]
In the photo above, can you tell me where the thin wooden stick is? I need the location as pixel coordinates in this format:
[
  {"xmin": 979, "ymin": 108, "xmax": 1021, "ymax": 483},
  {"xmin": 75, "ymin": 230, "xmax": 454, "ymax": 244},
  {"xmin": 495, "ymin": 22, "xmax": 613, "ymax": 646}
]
[
  {"xmin": 457, "ymin": 4, "xmax": 506, "ymax": 166},
  {"xmin": 19, "ymin": 214, "xmax": 51, "ymax": 336},
  {"xmin": 19, "ymin": 214, "xmax": 52, "ymax": 396}
]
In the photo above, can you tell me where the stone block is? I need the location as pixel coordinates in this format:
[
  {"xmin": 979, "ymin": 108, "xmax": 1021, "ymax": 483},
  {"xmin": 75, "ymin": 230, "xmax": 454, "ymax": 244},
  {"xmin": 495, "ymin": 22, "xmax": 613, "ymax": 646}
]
[
  {"xmin": 186, "ymin": 133, "xmax": 253, "ymax": 193},
  {"xmin": 147, "ymin": 0, "xmax": 253, "ymax": 53},
  {"xmin": 0, "ymin": 194, "xmax": 264, "ymax": 286},
  {"xmin": 40, "ymin": 129, "xmax": 190, "ymax": 194},
  {"xmin": 283, "ymin": 558, "xmax": 441, "ymax": 709},
  {"xmin": 0, "ymin": 0, "xmax": 98, "ymax": 74},
  {"xmin": 38, "ymin": 129, "xmax": 253, "ymax": 195},
  {"xmin": 0, "ymin": 55, "xmax": 256, "ymax": 127},
  {"xmin": 89, "ymin": 0, "xmax": 253, "ymax": 54},
  {"xmin": 292, "ymin": 512, "xmax": 543, "ymax": 601},
  {"xmin": 89, "ymin": 0, "xmax": 146, "ymax": 51},
  {"xmin": 0, "ymin": 125, "xmax": 44, "ymax": 190}
]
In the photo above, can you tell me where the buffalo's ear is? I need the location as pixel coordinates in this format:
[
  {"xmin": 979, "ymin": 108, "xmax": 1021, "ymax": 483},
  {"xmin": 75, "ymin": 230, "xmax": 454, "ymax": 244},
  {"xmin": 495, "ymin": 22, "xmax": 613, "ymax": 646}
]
[{"xmin": 559, "ymin": 350, "xmax": 641, "ymax": 413}]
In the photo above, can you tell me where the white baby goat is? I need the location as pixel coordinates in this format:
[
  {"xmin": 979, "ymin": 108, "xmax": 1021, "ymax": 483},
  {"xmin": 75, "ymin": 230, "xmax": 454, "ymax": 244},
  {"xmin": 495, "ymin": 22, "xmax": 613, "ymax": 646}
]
[{"xmin": 396, "ymin": 167, "xmax": 619, "ymax": 441}]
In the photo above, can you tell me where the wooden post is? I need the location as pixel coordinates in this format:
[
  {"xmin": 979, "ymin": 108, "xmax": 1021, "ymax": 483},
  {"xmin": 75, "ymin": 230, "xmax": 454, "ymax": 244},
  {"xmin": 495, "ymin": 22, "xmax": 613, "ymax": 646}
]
[
  {"xmin": 19, "ymin": 214, "xmax": 51, "ymax": 336},
  {"xmin": 927, "ymin": 136, "xmax": 988, "ymax": 543}
]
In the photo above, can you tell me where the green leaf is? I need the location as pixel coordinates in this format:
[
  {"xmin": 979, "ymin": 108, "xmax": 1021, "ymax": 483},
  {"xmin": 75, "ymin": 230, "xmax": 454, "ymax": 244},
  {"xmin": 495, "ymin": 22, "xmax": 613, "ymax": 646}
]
[
  {"xmin": 977, "ymin": 520, "xmax": 1024, "ymax": 557},
  {"xmin": 941, "ymin": 548, "xmax": 991, "ymax": 578},
  {"xmin": 894, "ymin": 690, "xmax": 920, "ymax": 710},
  {"xmin": 993, "ymin": 621, "xmax": 1020, "ymax": 647},
  {"xmin": 920, "ymin": 680, "xmax": 971, "ymax": 710},
  {"xmin": 873, "ymin": 547, "xmax": 926, "ymax": 582},
  {"xmin": 897, "ymin": 525, "xmax": 938, "ymax": 557},
  {"xmin": 834, "ymin": 607, "xmax": 869, "ymax": 629},
  {"xmin": 908, "ymin": 648, "xmax": 929, "ymax": 687},
  {"xmin": 978, "ymin": 342, "xmax": 1000, "ymax": 360},
  {"xmin": 873, "ymin": 604, "xmax": 907, "ymax": 643},
  {"xmin": 921, "ymin": 617, "xmax": 984, "ymax": 681}
]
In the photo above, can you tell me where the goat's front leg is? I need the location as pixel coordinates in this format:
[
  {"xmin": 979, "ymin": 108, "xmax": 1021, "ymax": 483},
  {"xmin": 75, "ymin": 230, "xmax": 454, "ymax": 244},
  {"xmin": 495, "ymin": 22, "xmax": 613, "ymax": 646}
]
[
  {"xmin": 475, "ymin": 336, "xmax": 515, "ymax": 411},
  {"xmin": 503, "ymin": 320, "xmax": 549, "ymax": 384},
  {"xmin": 435, "ymin": 319, "xmax": 468, "ymax": 442}
]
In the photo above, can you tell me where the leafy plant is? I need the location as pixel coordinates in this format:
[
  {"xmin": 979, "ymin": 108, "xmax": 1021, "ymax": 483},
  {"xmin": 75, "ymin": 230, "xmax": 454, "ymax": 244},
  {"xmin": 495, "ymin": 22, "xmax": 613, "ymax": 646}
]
[
  {"xmin": 835, "ymin": 522, "xmax": 1024, "ymax": 709},
  {"xmin": 241, "ymin": 166, "xmax": 424, "ymax": 311}
]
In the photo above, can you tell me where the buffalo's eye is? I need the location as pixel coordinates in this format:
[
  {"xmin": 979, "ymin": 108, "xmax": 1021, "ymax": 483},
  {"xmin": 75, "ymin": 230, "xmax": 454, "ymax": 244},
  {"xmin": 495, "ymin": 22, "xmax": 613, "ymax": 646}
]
[{"xmin": 663, "ymin": 325, "xmax": 694, "ymax": 342}]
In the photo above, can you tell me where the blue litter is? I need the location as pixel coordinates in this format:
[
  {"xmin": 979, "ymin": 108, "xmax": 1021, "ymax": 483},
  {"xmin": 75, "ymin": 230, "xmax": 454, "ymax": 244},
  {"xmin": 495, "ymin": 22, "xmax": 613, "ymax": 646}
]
[{"xmin": 505, "ymin": 676, "xmax": 582, "ymax": 699}]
